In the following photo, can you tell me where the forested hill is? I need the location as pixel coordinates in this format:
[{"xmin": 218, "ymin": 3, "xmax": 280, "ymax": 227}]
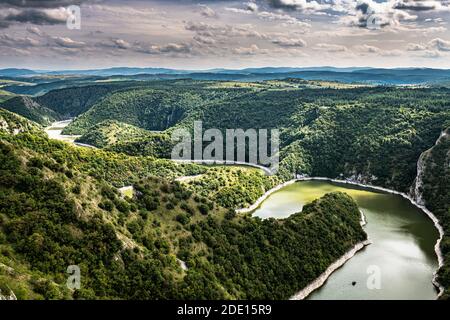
[
  {"xmin": 0, "ymin": 97, "xmax": 61, "ymax": 126},
  {"xmin": 0, "ymin": 116, "xmax": 366, "ymax": 299}
]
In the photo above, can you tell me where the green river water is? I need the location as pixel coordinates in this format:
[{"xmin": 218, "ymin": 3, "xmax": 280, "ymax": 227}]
[{"xmin": 252, "ymin": 180, "xmax": 440, "ymax": 300}]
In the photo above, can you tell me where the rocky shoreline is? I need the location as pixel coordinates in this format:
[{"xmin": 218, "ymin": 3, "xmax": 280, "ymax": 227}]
[{"xmin": 290, "ymin": 240, "xmax": 372, "ymax": 300}]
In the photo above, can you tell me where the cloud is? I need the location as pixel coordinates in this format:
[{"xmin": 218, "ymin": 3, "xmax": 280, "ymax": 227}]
[
  {"xmin": 199, "ymin": 5, "xmax": 218, "ymax": 18},
  {"xmin": 26, "ymin": 26, "xmax": 45, "ymax": 37},
  {"xmin": 407, "ymin": 43, "xmax": 427, "ymax": 51},
  {"xmin": 1, "ymin": 1, "xmax": 85, "ymax": 8},
  {"xmin": 268, "ymin": 0, "xmax": 330, "ymax": 12},
  {"xmin": 137, "ymin": 42, "xmax": 192, "ymax": 55},
  {"xmin": 271, "ymin": 36, "xmax": 306, "ymax": 47},
  {"xmin": 0, "ymin": 34, "xmax": 40, "ymax": 47},
  {"xmin": 4, "ymin": 8, "xmax": 67, "ymax": 25},
  {"xmin": 52, "ymin": 36, "xmax": 86, "ymax": 48},
  {"xmin": 0, "ymin": 6, "xmax": 71, "ymax": 28},
  {"xmin": 354, "ymin": 44, "xmax": 381, "ymax": 53},
  {"xmin": 428, "ymin": 38, "xmax": 450, "ymax": 51},
  {"xmin": 393, "ymin": 1, "xmax": 436, "ymax": 11},
  {"xmin": 193, "ymin": 35, "xmax": 217, "ymax": 45},
  {"xmin": 341, "ymin": 0, "xmax": 450, "ymax": 30},
  {"xmin": 353, "ymin": 44, "xmax": 404, "ymax": 57},
  {"xmin": 112, "ymin": 39, "xmax": 131, "ymax": 49},
  {"xmin": 256, "ymin": 10, "xmax": 311, "ymax": 28},
  {"xmin": 225, "ymin": 3, "xmax": 311, "ymax": 28},
  {"xmin": 232, "ymin": 44, "xmax": 266, "ymax": 55},
  {"xmin": 314, "ymin": 43, "xmax": 347, "ymax": 52},
  {"xmin": 407, "ymin": 38, "xmax": 450, "ymax": 52},
  {"xmin": 246, "ymin": 1, "xmax": 259, "ymax": 12},
  {"xmin": 185, "ymin": 21, "xmax": 266, "ymax": 40}
]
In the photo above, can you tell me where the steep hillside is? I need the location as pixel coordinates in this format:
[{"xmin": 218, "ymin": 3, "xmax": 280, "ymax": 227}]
[
  {"xmin": 35, "ymin": 83, "xmax": 142, "ymax": 118},
  {"xmin": 0, "ymin": 108, "xmax": 42, "ymax": 135},
  {"xmin": 75, "ymin": 120, "xmax": 153, "ymax": 147},
  {"xmin": 0, "ymin": 96, "xmax": 61, "ymax": 126},
  {"xmin": 63, "ymin": 86, "xmax": 257, "ymax": 135},
  {"xmin": 413, "ymin": 128, "xmax": 450, "ymax": 298},
  {"xmin": 0, "ymin": 89, "xmax": 14, "ymax": 103}
]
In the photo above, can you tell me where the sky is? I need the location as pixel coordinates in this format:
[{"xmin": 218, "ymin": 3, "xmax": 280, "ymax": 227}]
[{"xmin": 0, "ymin": 0, "xmax": 449, "ymax": 70}]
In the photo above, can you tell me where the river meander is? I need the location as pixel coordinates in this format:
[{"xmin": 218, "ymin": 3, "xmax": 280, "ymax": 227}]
[{"xmin": 252, "ymin": 180, "xmax": 439, "ymax": 300}]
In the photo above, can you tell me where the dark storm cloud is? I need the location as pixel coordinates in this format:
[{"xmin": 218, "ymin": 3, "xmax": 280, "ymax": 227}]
[
  {"xmin": 356, "ymin": 2, "xmax": 370, "ymax": 15},
  {"xmin": 0, "ymin": 0, "xmax": 89, "ymax": 28},
  {"xmin": 267, "ymin": 0, "xmax": 297, "ymax": 10},
  {"xmin": 4, "ymin": 9, "xmax": 66, "ymax": 25},
  {"xmin": 1, "ymin": 0, "xmax": 85, "ymax": 8},
  {"xmin": 393, "ymin": 2, "xmax": 436, "ymax": 11}
]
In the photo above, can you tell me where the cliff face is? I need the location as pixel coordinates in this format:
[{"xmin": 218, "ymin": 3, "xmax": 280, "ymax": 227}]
[
  {"xmin": 409, "ymin": 128, "xmax": 450, "ymax": 299},
  {"xmin": 409, "ymin": 130, "xmax": 449, "ymax": 205}
]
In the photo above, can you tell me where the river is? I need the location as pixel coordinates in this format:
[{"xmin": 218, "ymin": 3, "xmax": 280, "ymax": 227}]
[
  {"xmin": 252, "ymin": 180, "xmax": 440, "ymax": 300},
  {"xmin": 44, "ymin": 120, "xmax": 95, "ymax": 148}
]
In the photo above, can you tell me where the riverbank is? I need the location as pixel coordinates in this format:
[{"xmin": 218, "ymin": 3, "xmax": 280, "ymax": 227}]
[
  {"xmin": 290, "ymin": 240, "xmax": 372, "ymax": 300},
  {"xmin": 235, "ymin": 179, "xmax": 298, "ymax": 214},
  {"xmin": 236, "ymin": 176, "xmax": 445, "ymax": 298}
]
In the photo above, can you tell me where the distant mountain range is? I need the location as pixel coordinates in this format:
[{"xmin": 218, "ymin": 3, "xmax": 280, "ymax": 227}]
[{"xmin": 1, "ymin": 67, "xmax": 450, "ymax": 85}]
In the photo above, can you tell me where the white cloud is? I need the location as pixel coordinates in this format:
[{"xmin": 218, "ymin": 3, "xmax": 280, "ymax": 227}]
[
  {"xmin": 314, "ymin": 43, "xmax": 348, "ymax": 52},
  {"xmin": 199, "ymin": 5, "xmax": 218, "ymax": 18},
  {"xmin": 52, "ymin": 36, "xmax": 86, "ymax": 48},
  {"xmin": 26, "ymin": 26, "xmax": 44, "ymax": 37},
  {"xmin": 271, "ymin": 36, "xmax": 307, "ymax": 47},
  {"xmin": 0, "ymin": 34, "xmax": 40, "ymax": 47},
  {"xmin": 232, "ymin": 44, "xmax": 267, "ymax": 55},
  {"xmin": 113, "ymin": 39, "xmax": 131, "ymax": 49},
  {"xmin": 406, "ymin": 38, "xmax": 450, "ymax": 52},
  {"xmin": 354, "ymin": 44, "xmax": 381, "ymax": 53},
  {"xmin": 428, "ymin": 38, "xmax": 450, "ymax": 51}
]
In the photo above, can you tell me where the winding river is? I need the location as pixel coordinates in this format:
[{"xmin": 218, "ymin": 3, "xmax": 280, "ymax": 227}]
[{"xmin": 252, "ymin": 180, "xmax": 440, "ymax": 300}]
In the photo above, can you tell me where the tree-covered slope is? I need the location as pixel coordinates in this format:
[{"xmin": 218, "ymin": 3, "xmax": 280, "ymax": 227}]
[
  {"xmin": 62, "ymin": 85, "xmax": 258, "ymax": 135},
  {"xmin": 0, "ymin": 108, "xmax": 42, "ymax": 135},
  {"xmin": 75, "ymin": 120, "xmax": 174, "ymax": 158},
  {"xmin": 0, "ymin": 96, "xmax": 61, "ymax": 126},
  {"xmin": 35, "ymin": 83, "xmax": 142, "ymax": 118},
  {"xmin": 75, "ymin": 120, "xmax": 152, "ymax": 148},
  {"xmin": 0, "ymin": 126, "xmax": 366, "ymax": 299}
]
